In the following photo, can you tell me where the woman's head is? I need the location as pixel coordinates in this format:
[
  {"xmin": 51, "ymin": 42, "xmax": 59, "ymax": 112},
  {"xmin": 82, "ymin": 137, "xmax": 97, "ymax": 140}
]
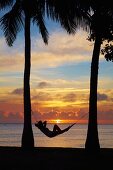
[{"xmin": 35, "ymin": 120, "xmax": 43, "ymax": 129}]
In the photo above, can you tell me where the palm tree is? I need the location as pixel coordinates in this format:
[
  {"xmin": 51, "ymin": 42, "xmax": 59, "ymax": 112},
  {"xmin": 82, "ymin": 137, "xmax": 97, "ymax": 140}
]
[
  {"xmin": 46, "ymin": 0, "xmax": 113, "ymax": 152},
  {"xmin": 0, "ymin": 0, "xmax": 90, "ymax": 149},
  {"xmin": 1, "ymin": 0, "xmax": 91, "ymax": 148},
  {"xmin": 85, "ymin": 4, "xmax": 113, "ymax": 152},
  {"xmin": 0, "ymin": 0, "xmax": 49, "ymax": 149},
  {"xmin": 46, "ymin": 0, "xmax": 101, "ymax": 152}
]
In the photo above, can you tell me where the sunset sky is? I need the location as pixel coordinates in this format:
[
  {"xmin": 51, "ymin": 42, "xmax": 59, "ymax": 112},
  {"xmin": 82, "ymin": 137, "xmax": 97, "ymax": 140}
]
[{"xmin": 0, "ymin": 15, "xmax": 113, "ymax": 124}]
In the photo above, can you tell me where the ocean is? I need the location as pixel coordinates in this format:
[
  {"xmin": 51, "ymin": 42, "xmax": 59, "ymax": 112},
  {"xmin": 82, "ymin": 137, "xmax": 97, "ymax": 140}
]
[{"xmin": 0, "ymin": 123, "xmax": 113, "ymax": 148}]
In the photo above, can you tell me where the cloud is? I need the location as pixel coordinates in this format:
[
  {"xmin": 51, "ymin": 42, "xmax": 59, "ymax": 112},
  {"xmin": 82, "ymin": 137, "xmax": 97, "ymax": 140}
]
[
  {"xmin": 34, "ymin": 30, "xmax": 92, "ymax": 55},
  {"xmin": 97, "ymin": 92, "xmax": 108, "ymax": 101},
  {"xmin": 32, "ymin": 92, "xmax": 53, "ymax": 101},
  {"xmin": 38, "ymin": 81, "xmax": 51, "ymax": 88},
  {"xmin": 62, "ymin": 93, "xmax": 77, "ymax": 102},
  {"xmin": 12, "ymin": 88, "xmax": 23, "ymax": 95},
  {"xmin": 32, "ymin": 109, "xmax": 86, "ymax": 122},
  {"xmin": 32, "ymin": 78, "xmax": 90, "ymax": 90},
  {"xmin": 0, "ymin": 30, "xmax": 93, "ymax": 71},
  {"xmin": 98, "ymin": 89, "xmax": 113, "ymax": 102},
  {"xmin": 0, "ymin": 107, "xmax": 113, "ymax": 123},
  {"xmin": 0, "ymin": 110, "xmax": 23, "ymax": 123},
  {"xmin": 0, "ymin": 53, "xmax": 24, "ymax": 72},
  {"xmin": 0, "ymin": 29, "xmax": 110, "ymax": 75},
  {"xmin": 31, "ymin": 30, "xmax": 105, "ymax": 68}
]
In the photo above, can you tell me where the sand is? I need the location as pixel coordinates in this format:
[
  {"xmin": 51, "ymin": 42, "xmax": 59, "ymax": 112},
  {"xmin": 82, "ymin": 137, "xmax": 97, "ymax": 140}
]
[{"xmin": 0, "ymin": 147, "xmax": 113, "ymax": 170}]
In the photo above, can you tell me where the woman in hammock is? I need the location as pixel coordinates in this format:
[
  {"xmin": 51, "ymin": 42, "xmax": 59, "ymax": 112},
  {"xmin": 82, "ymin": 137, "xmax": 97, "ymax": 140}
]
[{"xmin": 35, "ymin": 120, "xmax": 75, "ymax": 138}]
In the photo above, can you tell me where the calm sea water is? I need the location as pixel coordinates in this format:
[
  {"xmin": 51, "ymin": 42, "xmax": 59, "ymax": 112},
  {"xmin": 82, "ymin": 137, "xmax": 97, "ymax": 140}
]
[{"xmin": 0, "ymin": 123, "xmax": 113, "ymax": 148}]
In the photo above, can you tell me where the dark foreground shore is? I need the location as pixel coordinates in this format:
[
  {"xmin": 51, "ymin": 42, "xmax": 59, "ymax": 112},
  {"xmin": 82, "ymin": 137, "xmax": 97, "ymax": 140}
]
[{"xmin": 0, "ymin": 147, "xmax": 113, "ymax": 170}]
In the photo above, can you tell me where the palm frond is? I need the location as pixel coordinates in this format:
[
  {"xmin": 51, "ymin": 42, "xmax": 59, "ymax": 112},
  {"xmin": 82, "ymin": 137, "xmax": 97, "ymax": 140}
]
[
  {"xmin": 0, "ymin": 0, "xmax": 14, "ymax": 9},
  {"xmin": 60, "ymin": 15, "xmax": 77, "ymax": 35},
  {"xmin": 46, "ymin": 0, "xmax": 76, "ymax": 34},
  {"xmin": 0, "ymin": 1, "xmax": 24, "ymax": 46},
  {"xmin": 46, "ymin": 0, "xmax": 91, "ymax": 34},
  {"xmin": 33, "ymin": 12, "xmax": 49, "ymax": 45},
  {"xmin": 37, "ymin": 0, "xmax": 46, "ymax": 16}
]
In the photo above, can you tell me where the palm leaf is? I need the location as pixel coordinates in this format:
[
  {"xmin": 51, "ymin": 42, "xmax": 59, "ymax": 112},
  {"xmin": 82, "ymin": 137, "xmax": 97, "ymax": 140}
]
[
  {"xmin": 0, "ymin": 0, "xmax": 14, "ymax": 9},
  {"xmin": 46, "ymin": 0, "xmax": 91, "ymax": 34},
  {"xmin": 0, "ymin": 1, "xmax": 24, "ymax": 46},
  {"xmin": 33, "ymin": 12, "xmax": 49, "ymax": 44},
  {"xmin": 37, "ymin": 0, "xmax": 46, "ymax": 16}
]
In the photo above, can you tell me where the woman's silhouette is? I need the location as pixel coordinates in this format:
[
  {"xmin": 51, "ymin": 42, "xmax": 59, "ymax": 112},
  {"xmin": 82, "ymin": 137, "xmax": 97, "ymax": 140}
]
[{"xmin": 35, "ymin": 120, "xmax": 75, "ymax": 138}]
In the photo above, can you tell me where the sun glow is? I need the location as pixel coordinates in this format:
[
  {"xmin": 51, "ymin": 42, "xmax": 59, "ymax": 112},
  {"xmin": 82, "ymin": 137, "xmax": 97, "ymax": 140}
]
[
  {"xmin": 56, "ymin": 119, "xmax": 61, "ymax": 124},
  {"xmin": 50, "ymin": 119, "xmax": 63, "ymax": 124},
  {"xmin": 48, "ymin": 119, "xmax": 87, "ymax": 124}
]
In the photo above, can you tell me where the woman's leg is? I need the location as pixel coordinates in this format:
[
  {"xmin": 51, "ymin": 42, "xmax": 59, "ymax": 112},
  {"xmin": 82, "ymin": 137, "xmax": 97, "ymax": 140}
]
[{"xmin": 53, "ymin": 124, "xmax": 62, "ymax": 132}]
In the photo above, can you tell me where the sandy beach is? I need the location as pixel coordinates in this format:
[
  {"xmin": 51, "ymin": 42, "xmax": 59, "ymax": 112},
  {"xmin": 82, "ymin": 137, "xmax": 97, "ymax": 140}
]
[{"xmin": 0, "ymin": 147, "xmax": 113, "ymax": 170}]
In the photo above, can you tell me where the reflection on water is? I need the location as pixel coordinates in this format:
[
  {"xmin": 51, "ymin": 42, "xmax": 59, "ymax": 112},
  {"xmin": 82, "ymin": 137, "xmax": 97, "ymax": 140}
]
[{"xmin": 0, "ymin": 123, "xmax": 113, "ymax": 148}]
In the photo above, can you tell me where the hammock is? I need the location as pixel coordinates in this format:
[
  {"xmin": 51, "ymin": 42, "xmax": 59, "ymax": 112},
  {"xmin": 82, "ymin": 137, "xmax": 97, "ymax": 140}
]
[
  {"xmin": 34, "ymin": 111, "xmax": 87, "ymax": 138},
  {"xmin": 35, "ymin": 121, "xmax": 75, "ymax": 138}
]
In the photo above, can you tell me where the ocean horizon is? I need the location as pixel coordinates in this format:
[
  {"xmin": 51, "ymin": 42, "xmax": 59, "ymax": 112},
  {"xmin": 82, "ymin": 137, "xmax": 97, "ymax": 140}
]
[{"xmin": 0, "ymin": 123, "xmax": 113, "ymax": 148}]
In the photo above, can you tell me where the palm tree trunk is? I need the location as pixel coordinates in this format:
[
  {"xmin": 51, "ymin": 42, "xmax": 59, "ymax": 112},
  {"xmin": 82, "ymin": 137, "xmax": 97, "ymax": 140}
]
[
  {"xmin": 21, "ymin": 13, "xmax": 34, "ymax": 148},
  {"xmin": 85, "ymin": 35, "xmax": 102, "ymax": 152}
]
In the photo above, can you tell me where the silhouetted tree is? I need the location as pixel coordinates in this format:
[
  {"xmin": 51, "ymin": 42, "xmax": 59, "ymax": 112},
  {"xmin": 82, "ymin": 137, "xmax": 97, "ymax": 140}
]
[
  {"xmin": 0, "ymin": 0, "xmax": 90, "ymax": 149},
  {"xmin": 85, "ymin": 3, "xmax": 113, "ymax": 152},
  {"xmin": 1, "ymin": 0, "xmax": 113, "ymax": 152},
  {"xmin": 0, "ymin": 0, "xmax": 49, "ymax": 149},
  {"xmin": 47, "ymin": 0, "xmax": 113, "ymax": 152},
  {"xmin": 47, "ymin": 0, "xmax": 100, "ymax": 152}
]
